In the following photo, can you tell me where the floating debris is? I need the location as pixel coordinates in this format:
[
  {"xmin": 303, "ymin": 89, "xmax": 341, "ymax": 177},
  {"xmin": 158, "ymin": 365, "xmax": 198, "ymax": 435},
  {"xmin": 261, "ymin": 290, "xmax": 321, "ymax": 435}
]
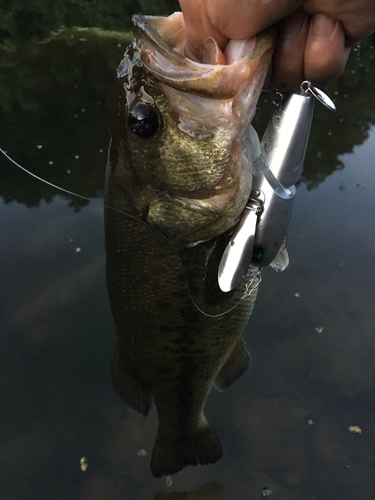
[
  {"xmin": 294, "ymin": 293, "xmax": 300, "ymax": 298},
  {"xmin": 315, "ymin": 326, "xmax": 324, "ymax": 333},
  {"xmin": 48, "ymin": 161, "xmax": 53, "ymax": 165},
  {"xmin": 80, "ymin": 457, "xmax": 88, "ymax": 471},
  {"xmin": 75, "ymin": 155, "xmax": 80, "ymax": 159},
  {"xmin": 339, "ymin": 183, "xmax": 347, "ymax": 191},
  {"xmin": 165, "ymin": 475, "xmax": 172, "ymax": 487},
  {"xmin": 262, "ymin": 487, "xmax": 273, "ymax": 497},
  {"xmin": 348, "ymin": 425, "xmax": 362, "ymax": 434},
  {"xmin": 75, "ymin": 247, "xmax": 81, "ymax": 253},
  {"xmin": 307, "ymin": 419, "xmax": 315, "ymax": 426},
  {"xmin": 37, "ymin": 144, "xmax": 43, "ymax": 149},
  {"xmin": 137, "ymin": 448, "xmax": 147, "ymax": 457}
]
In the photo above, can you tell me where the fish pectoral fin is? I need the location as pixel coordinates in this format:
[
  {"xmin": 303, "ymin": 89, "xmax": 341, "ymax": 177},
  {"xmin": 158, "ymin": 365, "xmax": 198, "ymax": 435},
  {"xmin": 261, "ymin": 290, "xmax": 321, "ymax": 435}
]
[
  {"xmin": 214, "ymin": 338, "xmax": 250, "ymax": 391},
  {"xmin": 111, "ymin": 341, "xmax": 152, "ymax": 416},
  {"xmin": 151, "ymin": 423, "xmax": 223, "ymax": 477}
]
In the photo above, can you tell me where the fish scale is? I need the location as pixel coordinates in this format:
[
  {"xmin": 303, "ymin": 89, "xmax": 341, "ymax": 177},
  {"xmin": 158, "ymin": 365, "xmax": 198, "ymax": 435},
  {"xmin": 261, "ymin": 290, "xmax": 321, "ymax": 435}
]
[
  {"xmin": 105, "ymin": 12, "xmax": 274, "ymax": 477},
  {"xmin": 106, "ymin": 206, "xmax": 259, "ymax": 476}
]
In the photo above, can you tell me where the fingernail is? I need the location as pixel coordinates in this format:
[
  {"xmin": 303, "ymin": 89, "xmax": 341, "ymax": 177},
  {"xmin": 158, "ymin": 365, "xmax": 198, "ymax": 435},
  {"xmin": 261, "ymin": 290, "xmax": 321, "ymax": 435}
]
[
  {"xmin": 281, "ymin": 10, "xmax": 306, "ymax": 40},
  {"xmin": 311, "ymin": 14, "xmax": 337, "ymax": 38}
]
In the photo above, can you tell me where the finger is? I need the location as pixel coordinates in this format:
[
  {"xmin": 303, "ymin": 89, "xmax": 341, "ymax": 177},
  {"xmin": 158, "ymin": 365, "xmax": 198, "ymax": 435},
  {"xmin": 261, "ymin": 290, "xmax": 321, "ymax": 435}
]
[
  {"xmin": 206, "ymin": 0, "xmax": 302, "ymax": 39},
  {"xmin": 303, "ymin": 0, "xmax": 375, "ymax": 40},
  {"xmin": 179, "ymin": 0, "xmax": 228, "ymax": 61},
  {"xmin": 269, "ymin": 10, "xmax": 310, "ymax": 91},
  {"xmin": 304, "ymin": 14, "xmax": 351, "ymax": 85},
  {"xmin": 180, "ymin": 0, "xmax": 304, "ymax": 62}
]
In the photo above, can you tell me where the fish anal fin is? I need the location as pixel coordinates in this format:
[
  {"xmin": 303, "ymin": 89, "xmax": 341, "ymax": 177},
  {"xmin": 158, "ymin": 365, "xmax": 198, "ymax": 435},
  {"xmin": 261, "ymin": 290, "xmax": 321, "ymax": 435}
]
[
  {"xmin": 214, "ymin": 338, "xmax": 250, "ymax": 391},
  {"xmin": 111, "ymin": 341, "xmax": 152, "ymax": 416},
  {"xmin": 151, "ymin": 424, "xmax": 223, "ymax": 477}
]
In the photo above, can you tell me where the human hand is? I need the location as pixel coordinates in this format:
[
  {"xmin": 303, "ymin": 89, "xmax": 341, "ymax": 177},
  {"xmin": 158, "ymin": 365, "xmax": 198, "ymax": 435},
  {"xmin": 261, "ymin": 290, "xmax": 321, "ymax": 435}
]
[{"xmin": 179, "ymin": 0, "xmax": 375, "ymax": 90}]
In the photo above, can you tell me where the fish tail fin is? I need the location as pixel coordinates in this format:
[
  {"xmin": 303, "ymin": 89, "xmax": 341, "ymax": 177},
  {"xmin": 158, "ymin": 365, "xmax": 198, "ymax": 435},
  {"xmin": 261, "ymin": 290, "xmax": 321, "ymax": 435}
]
[
  {"xmin": 111, "ymin": 340, "xmax": 152, "ymax": 416},
  {"xmin": 150, "ymin": 423, "xmax": 223, "ymax": 477}
]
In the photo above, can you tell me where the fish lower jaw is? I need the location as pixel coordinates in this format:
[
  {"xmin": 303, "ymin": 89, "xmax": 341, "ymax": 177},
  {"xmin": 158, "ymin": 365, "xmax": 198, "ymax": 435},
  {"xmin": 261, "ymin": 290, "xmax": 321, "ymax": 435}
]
[
  {"xmin": 175, "ymin": 163, "xmax": 252, "ymax": 220},
  {"xmin": 169, "ymin": 199, "xmax": 247, "ymax": 247},
  {"xmin": 146, "ymin": 178, "xmax": 250, "ymax": 246},
  {"xmin": 201, "ymin": 190, "xmax": 248, "ymax": 219}
]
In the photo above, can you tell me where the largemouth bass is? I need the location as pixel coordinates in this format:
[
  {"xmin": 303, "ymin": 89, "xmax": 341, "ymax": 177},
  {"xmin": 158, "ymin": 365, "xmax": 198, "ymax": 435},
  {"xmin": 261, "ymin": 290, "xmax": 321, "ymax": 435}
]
[{"xmin": 105, "ymin": 12, "xmax": 274, "ymax": 477}]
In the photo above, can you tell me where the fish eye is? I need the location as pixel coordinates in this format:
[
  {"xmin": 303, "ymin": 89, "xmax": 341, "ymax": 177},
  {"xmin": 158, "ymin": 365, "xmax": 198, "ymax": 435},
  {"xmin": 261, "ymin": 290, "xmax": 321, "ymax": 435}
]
[{"xmin": 129, "ymin": 102, "xmax": 159, "ymax": 138}]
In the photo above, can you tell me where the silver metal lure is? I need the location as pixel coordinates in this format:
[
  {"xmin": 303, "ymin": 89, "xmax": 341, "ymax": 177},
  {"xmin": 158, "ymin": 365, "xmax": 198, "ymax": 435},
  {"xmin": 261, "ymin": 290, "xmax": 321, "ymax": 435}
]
[{"xmin": 218, "ymin": 82, "xmax": 335, "ymax": 293}]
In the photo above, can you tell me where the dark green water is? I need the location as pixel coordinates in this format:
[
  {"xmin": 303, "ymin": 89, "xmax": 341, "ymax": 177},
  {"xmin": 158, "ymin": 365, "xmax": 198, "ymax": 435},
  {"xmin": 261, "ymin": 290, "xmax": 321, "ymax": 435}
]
[{"xmin": 1, "ymin": 13, "xmax": 375, "ymax": 500}]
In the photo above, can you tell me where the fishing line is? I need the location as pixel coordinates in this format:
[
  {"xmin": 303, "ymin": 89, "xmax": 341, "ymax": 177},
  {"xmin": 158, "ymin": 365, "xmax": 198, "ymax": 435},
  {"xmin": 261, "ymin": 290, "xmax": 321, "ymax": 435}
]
[
  {"xmin": 1, "ymin": 146, "xmax": 262, "ymax": 317},
  {"xmin": 0, "ymin": 147, "xmax": 92, "ymax": 203},
  {"xmin": 0, "ymin": 146, "xmax": 164, "ymax": 232},
  {"xmin": 186, "ymin": 271, "xmax": 262, "ymax": 318}
]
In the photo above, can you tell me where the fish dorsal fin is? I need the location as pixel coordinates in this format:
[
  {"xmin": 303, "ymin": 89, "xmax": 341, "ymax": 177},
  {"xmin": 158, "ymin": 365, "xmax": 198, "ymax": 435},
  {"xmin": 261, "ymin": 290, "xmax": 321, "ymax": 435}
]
[
  {"xmin": 111, "ymin": 340, "xmax": 152, "ymax": 416},
  {"xmin": 214, "ymin": 337, "xmax": 250, "ymax": 391}
]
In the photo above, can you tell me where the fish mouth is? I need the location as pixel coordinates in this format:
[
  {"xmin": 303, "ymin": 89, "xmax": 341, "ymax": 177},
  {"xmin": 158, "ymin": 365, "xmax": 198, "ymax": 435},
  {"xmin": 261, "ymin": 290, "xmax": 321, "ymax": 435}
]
[
  {"xmin": 132, "ymin": 13, "xmax": 274, "ymax": 137},
  {"xmin": 129, "ymin": 13, "xmax": 275, "ymax": 245},
  {"xmin": 133, "ymin": 13, "xmax": 274, "ymax": 101}
]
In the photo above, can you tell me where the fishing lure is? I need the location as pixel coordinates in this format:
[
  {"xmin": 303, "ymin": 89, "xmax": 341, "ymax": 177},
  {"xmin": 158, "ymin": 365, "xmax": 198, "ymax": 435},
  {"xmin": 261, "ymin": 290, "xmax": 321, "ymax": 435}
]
[{"xmin": 218, "ymin": 81, "xmax": 336, "ymax": 292}]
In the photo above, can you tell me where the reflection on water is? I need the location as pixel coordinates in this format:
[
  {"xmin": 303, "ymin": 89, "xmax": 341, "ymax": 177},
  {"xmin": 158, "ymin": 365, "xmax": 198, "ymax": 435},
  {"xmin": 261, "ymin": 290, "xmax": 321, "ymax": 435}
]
[
  {"xmin": 0, "ymin": 27, "xmax": 130, "ymax": 209},
  {"xmin": 1, "ymin": 15, "xmax": 375, "ymax": 500},
  {"xmin": 154, "ymin": 482, "xmax": 220, "ymax": 499}
]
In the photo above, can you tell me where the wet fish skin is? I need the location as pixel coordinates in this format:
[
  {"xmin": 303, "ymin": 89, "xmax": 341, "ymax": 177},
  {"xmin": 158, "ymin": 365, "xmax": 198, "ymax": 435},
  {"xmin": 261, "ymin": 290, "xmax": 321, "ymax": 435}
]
[
  {"xmin": 106, "ymin": 206, "xmax": 260, "ymax": 477},
  {"xmin": 105, "ymin": 13, "xmax": 273, "ymax": 477},
  {"xmin": 111, "ymin": 13, "xmax": 274, "ymax": 248}
]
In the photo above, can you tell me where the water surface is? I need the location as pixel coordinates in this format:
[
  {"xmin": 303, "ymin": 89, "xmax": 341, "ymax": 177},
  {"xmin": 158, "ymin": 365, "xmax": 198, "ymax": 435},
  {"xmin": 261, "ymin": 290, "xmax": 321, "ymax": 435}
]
[{"xmin": 1, "ymin": 19, "xmax": 375, "ymax": 500}]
